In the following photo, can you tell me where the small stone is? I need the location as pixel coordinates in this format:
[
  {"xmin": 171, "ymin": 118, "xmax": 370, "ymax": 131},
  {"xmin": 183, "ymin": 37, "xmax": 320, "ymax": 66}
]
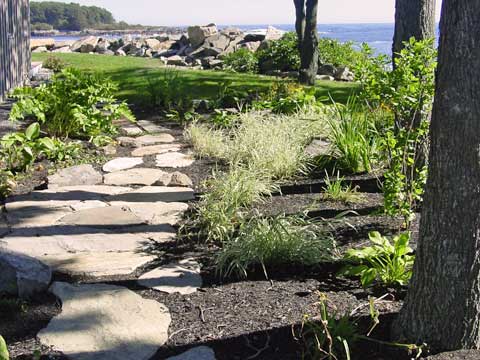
[
  {"xmin": 138, "ymin": 259, "xmax": 202, "ymax": 294},
  {"xmin": 107, "ymin": 186, "xmax": 195, "ymax": 203},
  {"xmin": 102, "ymin": 157, "xmax": 144, "ymax": 173},
  {"xmin": 48, "ymin": 164, "xmax": 103, "ymax": 188},
  {"xmin": 121, "ymin": 125, "xmax": 143, "ymax": 136},
  {"xmin": 305, "ymin": 139, "xmax": 331, "ymax": 158},
  {"xmin": 0, "ymin": 251, "xmax": 52, "ymax": 299},
  {"xmin": 104, "ymin": 168, "xmax": 171, "ymax": 186},
  {"xmin": 102, "ymin": 144, "xmax": 117, "ymax": 156},
  {"xmin": 131, "ymin": 144, "xmax": 182, "ymax": 157},
  {"xmin": 156, "ymin": 152, "xmax": 195, "ymax": 168},
  {"xmin": 38, "ymin": 282, "xmax": 171, "ymax": 360},
  {"xmin": 137, "ymin": 120, "xmax": 170, "ymax": 133},
  {"xmin": 166, "ymin": 346, "xmax": 216, "ymax": 360},
  {"xmin": 57, "ymin": 206, "xmax": 146, "ymax": 228},
  {"xmin": 168, "ymin": 172, "xmax": 193, "ymax": 187}
]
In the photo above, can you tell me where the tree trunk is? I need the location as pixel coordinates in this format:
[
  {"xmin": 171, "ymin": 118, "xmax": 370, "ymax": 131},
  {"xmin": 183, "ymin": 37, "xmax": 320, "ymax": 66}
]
[
  {"xmin": 294, "ymin": 0, "xmax": 319, "ymax": 85},
  {"xmin": 393, "ymin": 0, "xmax": 480, "ymax": 351},
  {"xmin": 393, "ymin": 0, "xmax": 435, "ymax": 61}
]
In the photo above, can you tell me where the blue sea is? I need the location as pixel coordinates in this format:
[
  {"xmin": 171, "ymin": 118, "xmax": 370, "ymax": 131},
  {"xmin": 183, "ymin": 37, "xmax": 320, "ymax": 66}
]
[{"xmin": 34, "ymin": 23, "xmax": 397, "ymax": 55}]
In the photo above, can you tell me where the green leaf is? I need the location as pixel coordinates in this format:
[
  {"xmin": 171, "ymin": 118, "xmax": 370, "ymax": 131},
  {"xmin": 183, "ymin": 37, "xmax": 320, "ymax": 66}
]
[
  {"xmin": 0, "ymin": 335, "xmax": 9, "ymax": 360},
  {"xmin": 25, "ymin": 122, "xmax": 40, "ymax": 141},
  {"xmin": 360, "ymin": 268, "xmax": 377, "ymax": 287}
]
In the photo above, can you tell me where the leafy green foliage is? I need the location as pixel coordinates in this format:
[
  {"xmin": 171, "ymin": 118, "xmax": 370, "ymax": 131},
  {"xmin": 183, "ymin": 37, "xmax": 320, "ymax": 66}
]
[
  {"xmin": 30, "ymin": 1, "xmax": 115, "ymax": 31},
  {"xmin": 257, "ymin": 32, "xmax": 300, "ymax": 72},
  {"xmin": 0, "ymin": 335, "xmax": 8, "ymax": 360},
  {"xmin": 301, "ymin": 294, "xmax": 359, "ymax": 360},
  {"xmin": 318, "ymin": 38, "xmax": 366, "ymax": 68},
  {"xmin": 0, "ymin": 122, "xmax": 81, "ymax": 172},
  {"xmin": 326, "ymin": 97, "xmax": 380, "ymax": 174},
  {"xmin": 341, "ymin": 232, "xmax": 415, "ymax": 287},
  {"xmin": 216, "ymin": 215, "xmax": 337, "ymax": 278},
  {"xmin": 322, "ymin": 172, "xmax": 363, "ymax": 203},
  {"xmin": 222, "ymin": 48, "xmax": 259, "ymax": 74},
  {"xmin": 42, "ymin": 56, "xmax": 67, "ymax": 73},
  {"xmin": 356, "ymin": 38, "xmax": 436, "ymax": 225},
  {"xmin": 10, "ymin": 68, "xmax": 134, "ymax": 139}
]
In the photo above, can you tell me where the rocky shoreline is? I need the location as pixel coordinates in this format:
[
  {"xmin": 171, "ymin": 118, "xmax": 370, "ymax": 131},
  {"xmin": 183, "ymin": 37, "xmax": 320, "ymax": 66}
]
[{"xmin": 31, "ymin": 23, "xmax": 354, "ymax": 81}]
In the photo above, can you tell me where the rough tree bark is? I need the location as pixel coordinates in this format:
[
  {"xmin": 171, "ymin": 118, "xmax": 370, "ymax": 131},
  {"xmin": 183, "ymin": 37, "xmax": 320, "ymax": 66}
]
[
  {"xmin": 393, "ymin": 0, "xmax": 480, "ymax": 351},
  {"xmin": 293, "ymin": 0, "xmax": 319, "ymax": 85},
  {"xmin": 393, "ymin": 0, "xmax": 435, "ymax": 61}
]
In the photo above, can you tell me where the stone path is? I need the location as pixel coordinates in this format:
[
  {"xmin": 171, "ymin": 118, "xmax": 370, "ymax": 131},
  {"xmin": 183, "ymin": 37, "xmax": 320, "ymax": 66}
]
[{"xmin": 0, "ymin": 121, "xmax": 215, "ymax": 359}]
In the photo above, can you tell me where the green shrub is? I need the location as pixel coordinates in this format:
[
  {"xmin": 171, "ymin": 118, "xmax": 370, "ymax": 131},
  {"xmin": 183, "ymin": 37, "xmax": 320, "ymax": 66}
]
[
  {"xmin": 42, "ymin": 56, "xmax": 66, "ymax": 73},
  {"xmin": 216, "ymin": 215, "xmax": 337, "ymax": 278},
  {"xmin": 326, "ymin": 98, "xmax": 380, "ymax": 174},
  {"xmin": 10, "ymin": 68, "xmax": 134, "ymax": 139},
  {"xmin": 223, "ymin": 48, "xmax": 259, "ymax": 73},
  {"xmin": 257, "ymin": 32, "xmax": 300, "ymax": 72},
  {"xmin": 0, "ymin": 335, "xmax": 8, "ymax": 360},
  {"xmin": 318, "ymin": 38, "xmax": 365, "ymax": 68},
  {"xmin": 340, "ymin": 231, "xmax": 415, "ymax": 287}
]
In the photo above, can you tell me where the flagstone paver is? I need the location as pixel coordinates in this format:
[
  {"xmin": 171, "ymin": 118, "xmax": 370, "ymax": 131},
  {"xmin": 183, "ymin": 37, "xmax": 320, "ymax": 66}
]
[
  {"xmin": 48, "ymin": 164, "xmax": 103, "ymax": 188},
  {"xmin": 118, "ymin": 134, "xmax": 175, "ymax": 147},
  {"xmin": 103, "ymin": 157, "xmax": 144, "ymax": 173},
  {"xmin": 156, "ymin": 152, "xmax": 195, "ymax": 168},
  {"xmin": 137, "ymin": 120, "xmax": 170, "ymax": 133},
  {"xmin": 103, "ymin": 168, "xmax": 171, "ymax": 186},
  {"xmin": 166, "ymin": 347, "xmax": 216, "ymax": 360},
  {"xmin": 38, "ymin": 282, "xmax": 171, "ymax": 360},
  {"xmin": 131, "ymin": 143, "xmax": 182, "ymax": 157},
  {"xmin": 108, "ymin": 186, "xmax": 195, "ymax": 203},
  {"xmin": 138, "ymin": 258, "xmax": 202, "ymax": 295},
  {"xmin": 57, "ymin": 206, "xmax": 147, "ymax": 228},
  {"xmin": 108, "ymin": 201, "xmax": 189, "ymax": 226}
]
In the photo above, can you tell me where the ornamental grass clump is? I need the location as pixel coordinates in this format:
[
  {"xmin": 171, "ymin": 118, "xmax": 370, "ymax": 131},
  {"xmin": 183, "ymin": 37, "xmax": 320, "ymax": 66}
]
[
  {"xmin": 184, "ymin": 123, "xmax": 228, "ymax": 159},
  {"xmin": 216, "ymin": 215, "xmax": 337, "ymax": 279}
]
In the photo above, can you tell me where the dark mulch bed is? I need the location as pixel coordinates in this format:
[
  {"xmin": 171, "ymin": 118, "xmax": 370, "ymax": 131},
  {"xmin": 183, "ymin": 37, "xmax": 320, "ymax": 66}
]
[{"xmin": 2, "ymin": 115, "xmax": 423, "ymax": 360}]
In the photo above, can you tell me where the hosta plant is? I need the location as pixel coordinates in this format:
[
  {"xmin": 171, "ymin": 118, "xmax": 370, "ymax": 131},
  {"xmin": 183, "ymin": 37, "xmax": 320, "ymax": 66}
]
[
  {"xmin": 9, "ymin": 68, "xmax": 134, "ymax": 139},
  {"xmin": 0, "ymin": 335, "xmax": 8, "ymax": 360},
  {"xmin": 340, "ymin": 231, "xmax": 415, "ymax": 287}
]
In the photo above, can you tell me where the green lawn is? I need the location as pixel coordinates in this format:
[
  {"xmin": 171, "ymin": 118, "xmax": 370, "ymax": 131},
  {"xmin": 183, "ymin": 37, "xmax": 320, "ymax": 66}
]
[{"xmin": 32, "ymin": 53, "xmax": 359, "ymax": 107}]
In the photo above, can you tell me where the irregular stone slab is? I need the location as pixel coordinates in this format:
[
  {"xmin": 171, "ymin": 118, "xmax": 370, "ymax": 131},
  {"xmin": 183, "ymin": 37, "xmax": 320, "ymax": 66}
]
[
  {"xmin": 0, "ymin": 251, "xmax": 51, "ymax": 298},
  {"xmin": 156, "ymin": 152, "xmax": 195, "ymax": 168},
  {"xmin": 42, "ymin": 252, "xmax": 156, "ymax": 277},
  {"xmin": 104, "ymin": 168, "xmax": 170, "ymax": 186},
  {"xmin": 121, "ymin": 125, "xmax": 143, "ymax": 136},
  {"xmin": 103, "ymin": 157, "xmax": 144, "ymax": 173},
  {"xmin": 167, "ymin": 347, "xmax": 216, "ymax": 360},
  {"xmin": 118, "ymin": 134, "xmax": 176, "ymax": 148},
  {"xmin": 48, "ymin": 164, "xmax": 103, "ymax": 188},
  {"xmin": 57, "ymin": 206, "xmax": 146, "ymax": 228},
  {"xmin": 131, "ymin": 144, "xmax": 182, "ymax": 157},
  {"xmin": 305, "ymin": 139, "xmax": 330, "ymax": 158},
  {"xmin": 169, "ymin": 172, "xmax": 193, "ymax": 187},
  {"xmin": 1, "ymin": 228, "xmax": 150, "ymax": 256},
  {"xmin": 108, "ymin": 186, "xmax": 195, "ymax": 203},
  {"xmin": 108, "ymin": 202, "xmax": 189, "ymax": 226},
  {"xmin": 137, "ymin": 120, "xmax": 170, "ymax": 133},
  {"xmin": 6, "ymin": 205, "xmax": 72, "ymax": 228},
  {"xmin": 138, "ymin": 259, "xmax": 202, "ymax": 294},
  {"xmin": 38, "ymin": 282, "xmax": 171, "ymax": 360},
  {"xmin": 69, "ymin": 200, "xmax": 109, "ymax": 212}
]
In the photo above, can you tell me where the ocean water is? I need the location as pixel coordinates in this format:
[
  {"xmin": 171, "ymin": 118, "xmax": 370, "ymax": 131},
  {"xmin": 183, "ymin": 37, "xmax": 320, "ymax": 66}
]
[
  {"xmin": 239, "ymin": 23, "xmax": 395, "ymax": 55},
  {"xmin": 33, "ymin": 23, "xmax": 396, "ymax": 55}
]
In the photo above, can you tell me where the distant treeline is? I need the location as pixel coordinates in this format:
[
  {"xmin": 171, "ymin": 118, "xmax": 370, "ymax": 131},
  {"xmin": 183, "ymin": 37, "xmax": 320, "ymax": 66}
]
[{"xmin": 30, "ymin": 1, "xmax": 119, "ymax": 31}]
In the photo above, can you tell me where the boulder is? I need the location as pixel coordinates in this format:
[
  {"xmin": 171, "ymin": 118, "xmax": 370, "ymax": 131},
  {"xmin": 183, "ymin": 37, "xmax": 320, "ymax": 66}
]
[
  {"xmin": 221, "ymin": 27, "xmax": 243, "ymax": 38},
  {"xmin": 167, "ymin": 55, "xmax": 188, "ymax": 66},
  {"xmin": 317, "ymin": 75, "xmax": 335, "ymax": 81},
  {"xmin": 51, "ymin": 46, "xmax": 72, "ymax": 53},
  {"xmin": 239, "ymin": 41, "xmax": 261, "ymax": 52},
  {"xmin": 427, "ymin": 350, "xmax": 480, "ymax": 359},
  {"xmin": 71, "ymin": 36, "xmax": 99, "ymax": 53},
  {"xmin": 335, "ymin": 66, "xmax": 355, "ymax": 82},
  {"xmin": 145, "ymin": 38, "xmax": 161, "ymax": 50},
  {"xmin": 48, "ymin": 164, "xmax": 103, "ymax": 188},
  {"xmin": 30, "ymin": 38, "xmax": 55, "ymax": 50},
  {"xmin": 206, "ymin": 33, "xmax": 231, "ymax": 51},
  {"xmin": 244, "ymin": 33, "xmax": 265, "ymax": 42},
  {"xmin": 265, "ymin": 26, "xmax": 284, "ymax": 41},
  {"xmin": 201, "ymin": 57, "xmax": 223, "ymax": 69},
  {"xmin": 94, "ymin": 39, "xmax": 111, "ymax": 54},
  {"xmin": 0, "ymin": 251, "xmax": 51, "ymax": 298},
  {"xmin": 32, "ymin": 46, "xmax": 48, "ymax": 53},
  {"xmin": 188, "ymin": 23, "xmax": 218, "ymax": 47},
  {"xmin": 52, "ymin": 40, "xmax": 75, "ymax": 49},
  {"xmin": 115, "ymin": 49, "xmax": 127, "ymax": 56},
  {"xmin": 318, "ymin": 64, "xmax": 337, "ymax": 77}
]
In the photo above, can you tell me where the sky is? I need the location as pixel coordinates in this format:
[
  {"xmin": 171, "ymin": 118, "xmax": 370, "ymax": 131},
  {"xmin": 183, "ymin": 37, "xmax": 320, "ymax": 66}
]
[{"xmin": 35, "ymin": 0, "xmax": 443, "ymax": 26}]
